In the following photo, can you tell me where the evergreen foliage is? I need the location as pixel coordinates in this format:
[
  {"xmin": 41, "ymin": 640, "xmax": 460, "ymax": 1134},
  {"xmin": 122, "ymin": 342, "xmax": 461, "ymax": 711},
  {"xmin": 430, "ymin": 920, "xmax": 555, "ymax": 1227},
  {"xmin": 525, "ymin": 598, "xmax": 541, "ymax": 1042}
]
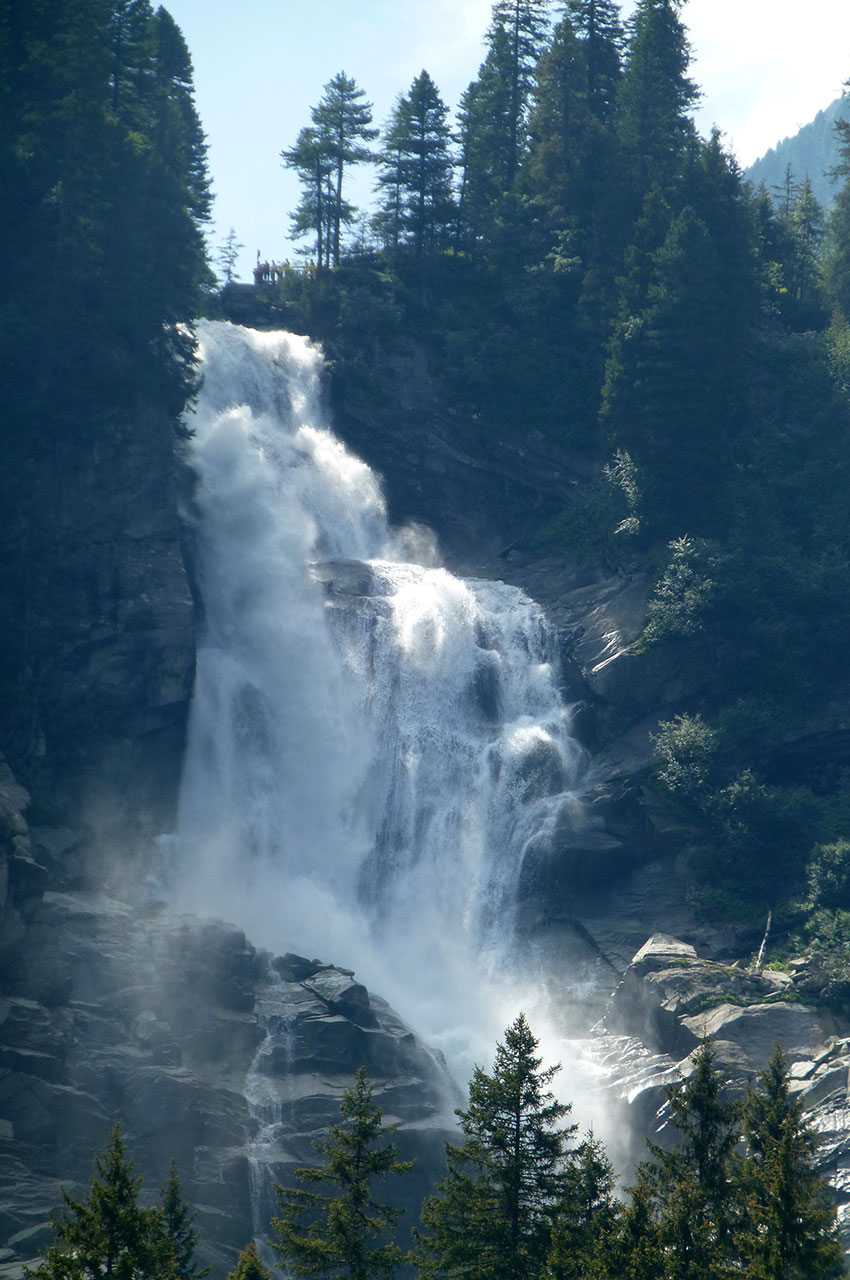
[
  {"xmin": 738, "ymin": 1047, "xmax": 845, "ymax": 1278},
  {"xmin": 636, "ymin": 1042, "xmax": 740, "ymax": 1277},
  {"xmin": 225, "ymin": 1242, "xmax": 272, "ymax": 1280},
  {"xmin": 283, "ymin": 72, "xmax": 377, "ymax": 267},
  {"xmin": 23, "ymin": 1049, "xmax": 847, "ymax": 1280},
  {"xmin": 562, "ymin": 0, "xmax": 624, "ymax": 121},
  {"xmin": 25, "ymin": 1124, "xmax": 182, "ymax": 1280},
  {"xmin": 272, "ymin": 1067, "xmax": 412, "ymax": 1280},
  {"xmin": 825, "ymin": 86, "xmax": 850, "ymax": 317},
  {"xmin": 545, "ymin": 1132, "xmax": 620, "ymax": 1279},
  {"xmin": 160, "ymin": 1161, "xmax": 209, "ymax": 1280},
  {"xmin": 414, "ymin": 1014, "xmax": 577, "ymax": 1280},
  {"xmin": 374, "ymin": 72, "xmax": 455, "ymax": 260},
  {"xmin": 617, "ymin": 0, "xmax": 698, "ymax": 200},
  {"xmin": 0, "ymin": 0, "xmax": 211, "ymax": 429}
]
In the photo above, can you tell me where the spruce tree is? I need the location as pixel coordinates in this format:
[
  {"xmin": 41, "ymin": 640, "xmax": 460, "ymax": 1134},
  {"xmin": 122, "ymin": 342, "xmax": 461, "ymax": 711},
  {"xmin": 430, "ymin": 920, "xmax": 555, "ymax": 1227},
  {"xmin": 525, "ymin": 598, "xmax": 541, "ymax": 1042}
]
[
  {"xmin": 225, "ymin": 1242, "xmax": 272, "ymax": 1280},
  {"xmin": 24, "ymin": 1124, "xmax": 177, "ymax": 1280},
  {"xmin": 272, "ymin": 1067, "xmax": 412, "ymax": 1280},
  {"xmin": 562, "ymin": 0, "xmax": 624, "ymax": 122},
  {"xmin": 629, "ymin": 1041, "xmax": 739, "ymax": 1280},
  {"xmin": 0, "ymin": 0, "xmax": 210, "ymax": 422},
  {"xmin": 546, "ymin": 1132, "xmax": 620, "ymax": 1280},
  {"xmin": 160, "ymin": 1161, "xmax": 209, "ymax": 1280},
  {"xmin": 602, "ymin": 204, "xmax": 735, "ymax": 537},
  {"xmin": 524, "ymin": 14, "xmax": 592, "ymax": 229},
  {"xmin": 456, "ymin": 29, "xmax": 516, "ymax": 255},
  {"xmin": 618, "ymin": 0, "xmax": 698, "ymax": 201},
  {"xmin": 414, "ymin": 1014, "xmax": 577, "ymax": 1280},
  {"xmin": 737, "ymin": 1047, "xmax": 844, "ymax": 1280},
  {"xmin": 373, "ymin": 71, "xmax": 455, "ymax": 260},
  {"xmin": 825, "ymin": 87, "xmax": 850, "ymax": 319},
  {"xmin": 488, "ymin": 0, "xmax": 553, "ymax": 185}
]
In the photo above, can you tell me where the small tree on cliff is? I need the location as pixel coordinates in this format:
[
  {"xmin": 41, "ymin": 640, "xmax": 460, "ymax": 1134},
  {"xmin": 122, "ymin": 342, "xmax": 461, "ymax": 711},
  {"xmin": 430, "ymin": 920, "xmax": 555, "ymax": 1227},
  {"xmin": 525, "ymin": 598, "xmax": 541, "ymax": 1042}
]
[
  {"xmin": 25, "ymin": 1123, "xmax": 179, "ymax": 1280},
  {"xmin": 271, "ymin": 1067, "xmax": 413, "ymax": 1280}
]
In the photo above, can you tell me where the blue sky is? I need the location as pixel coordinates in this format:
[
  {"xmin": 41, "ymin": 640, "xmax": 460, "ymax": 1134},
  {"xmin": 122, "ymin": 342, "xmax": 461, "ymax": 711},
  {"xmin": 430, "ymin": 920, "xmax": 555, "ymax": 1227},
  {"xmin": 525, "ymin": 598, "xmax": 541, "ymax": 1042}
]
[{"xmin": 163, "ymin": 0, "xmax": 850, "ymax": 278}]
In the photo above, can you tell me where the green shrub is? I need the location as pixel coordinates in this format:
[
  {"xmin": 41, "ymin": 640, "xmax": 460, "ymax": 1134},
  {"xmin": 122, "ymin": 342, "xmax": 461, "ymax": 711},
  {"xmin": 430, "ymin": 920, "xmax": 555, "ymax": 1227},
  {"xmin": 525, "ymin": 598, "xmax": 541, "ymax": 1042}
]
[
  {"xmin": 806, "ymin": 840, "xmax": 850, "ymax": 910},
  {"xmin": 644, "ymin": 536, "xmax": 720, "ymax": 641},
  {"xmin": 652, "ymin": 713, "xmax": 721, "ymax": 802}
]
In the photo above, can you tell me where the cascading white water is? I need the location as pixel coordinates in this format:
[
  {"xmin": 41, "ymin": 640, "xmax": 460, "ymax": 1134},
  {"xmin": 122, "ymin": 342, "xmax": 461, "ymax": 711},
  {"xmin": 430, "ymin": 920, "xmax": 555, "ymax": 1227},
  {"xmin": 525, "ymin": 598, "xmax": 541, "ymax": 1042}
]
[
  {"xmin": 174, "ymin": 320, "xmax": 588, "ymax": 1076},
  {"xmin": 244, "ymin": 975, "xmax": 297, "ymax": 1264}
]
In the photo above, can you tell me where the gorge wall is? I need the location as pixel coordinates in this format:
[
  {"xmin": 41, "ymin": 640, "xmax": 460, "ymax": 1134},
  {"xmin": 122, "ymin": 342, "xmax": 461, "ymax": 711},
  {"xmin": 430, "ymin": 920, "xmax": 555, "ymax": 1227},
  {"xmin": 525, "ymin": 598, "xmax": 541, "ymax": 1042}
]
[{"xmin": 4, "ymin": 310, "xmax": 850, "ymax": 1273}]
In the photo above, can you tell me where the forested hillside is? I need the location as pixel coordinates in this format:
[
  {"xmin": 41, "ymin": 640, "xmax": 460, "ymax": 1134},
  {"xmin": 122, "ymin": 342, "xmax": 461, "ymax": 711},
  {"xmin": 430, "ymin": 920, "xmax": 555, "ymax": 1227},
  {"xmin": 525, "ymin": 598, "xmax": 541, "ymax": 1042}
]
[
  {"xmin": 747, "ymin": 96, "xmax": 847, "ymax": 208},
  {"xmin": 1, "ymin": 0, "xmax": 212, "ymax": 428},
  {"xmin": 0, "ymin": 0, "xmax": 212, "ymax": 811}
]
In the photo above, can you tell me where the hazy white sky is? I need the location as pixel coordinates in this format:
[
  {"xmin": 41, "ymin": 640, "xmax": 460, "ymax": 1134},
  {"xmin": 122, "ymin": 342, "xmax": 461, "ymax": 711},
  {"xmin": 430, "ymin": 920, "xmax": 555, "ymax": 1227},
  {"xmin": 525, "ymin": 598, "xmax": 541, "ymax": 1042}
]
[{"xmin": 163, "ymin": 0, "xmax": 850, "ymax": 275}]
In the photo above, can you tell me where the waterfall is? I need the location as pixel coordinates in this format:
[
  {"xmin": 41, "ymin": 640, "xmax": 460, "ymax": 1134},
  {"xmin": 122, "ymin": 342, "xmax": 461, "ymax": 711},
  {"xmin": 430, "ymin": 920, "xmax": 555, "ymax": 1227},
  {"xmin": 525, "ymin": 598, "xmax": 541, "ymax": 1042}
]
[
  {"xmin": 244, "ymin": 974, "xmax": 297, "ymax": 1265},
  {"xmin": 174, "ymin": 320, "xmax": 588, "ymax": 1075}
]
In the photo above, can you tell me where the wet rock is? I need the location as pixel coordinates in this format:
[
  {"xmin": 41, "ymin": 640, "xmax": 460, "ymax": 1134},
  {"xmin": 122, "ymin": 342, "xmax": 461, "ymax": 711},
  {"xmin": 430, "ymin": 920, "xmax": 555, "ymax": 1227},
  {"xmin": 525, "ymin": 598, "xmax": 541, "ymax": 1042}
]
[
  {"xmin": 597, "ymin": 935, "xmax": 850, "ymax": 1244},
  {"xmin": 0, "ymin": 891, "xmax": 455, "ymax": 1278}
]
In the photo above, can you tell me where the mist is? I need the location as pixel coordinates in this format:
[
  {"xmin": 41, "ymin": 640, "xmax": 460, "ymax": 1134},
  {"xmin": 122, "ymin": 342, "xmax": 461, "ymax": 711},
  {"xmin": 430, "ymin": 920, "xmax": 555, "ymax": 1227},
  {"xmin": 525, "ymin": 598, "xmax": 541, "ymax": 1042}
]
[{"xmin": 171, "ymin": 320, "xmax": 622, "ymax": 1146}]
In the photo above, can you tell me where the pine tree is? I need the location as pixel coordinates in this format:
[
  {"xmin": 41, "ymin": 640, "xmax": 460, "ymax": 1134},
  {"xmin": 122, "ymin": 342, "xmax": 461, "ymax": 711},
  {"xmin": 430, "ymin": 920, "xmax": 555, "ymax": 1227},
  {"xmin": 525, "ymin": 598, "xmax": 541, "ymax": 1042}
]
[
  {"xmin": 24, "ymin": 1124, "xmax": 178, "ymax": 1280},
  {"xmin": 414, "ymin": 1014, "xmax": 577, "ymax": 1280},
  {"xmin": 225, "ymin": 1242, "xmax": 272, "ymax": 1280},
  {"xmin": 562, "ymin": 0, "xmax": 624, "ymax": 122},
  {"xmin": 630, "ymin": 1041, "xmax": 740, "ymax": 1280},
  {"xmin": 272, "ymin": 1067, "xmax": 412, "ymax": 1280},
  {"xmin": 282, "ymin": 125, "xmax": 335, "ymax": 268},
  {"xmin": 737, "ymin": 1047, "xmax": 844, "ymax": 1280},
  {"xmin": 160, "ymin": 1161, "xmax": 209, "ymax": 1280},
  {"xmin": 311, "ymin": 72, "xmax": 378, "ymax": 266},
  {"xmin": 373, "ymin": 71, "xmax": 455, "ymax": 260},
  {"xmin": 618, "ymin": 0, "xmax": 698, "ymax": 200}
]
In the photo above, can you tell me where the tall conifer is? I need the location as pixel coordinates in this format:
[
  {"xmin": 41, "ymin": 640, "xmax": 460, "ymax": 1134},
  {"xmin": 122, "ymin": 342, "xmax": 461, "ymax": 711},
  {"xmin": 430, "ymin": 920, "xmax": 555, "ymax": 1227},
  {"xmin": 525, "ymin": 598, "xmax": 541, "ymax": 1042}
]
[
  {"xmin": 738, "ymin": 1047, "xmax": 844, "ymax": 1280},
  {"xmin": 272, "ymin": 1068, "xmax": 412, "ymax": 1280},
  {"xmin": 415, "ymin": 1014, "xmax": 577, "ymax": 1280}
]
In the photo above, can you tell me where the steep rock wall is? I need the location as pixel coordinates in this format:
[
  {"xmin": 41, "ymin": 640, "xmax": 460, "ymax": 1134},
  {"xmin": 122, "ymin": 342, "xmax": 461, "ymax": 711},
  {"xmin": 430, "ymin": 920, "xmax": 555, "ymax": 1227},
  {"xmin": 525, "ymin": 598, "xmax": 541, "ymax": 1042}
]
[
  {"xmin": 0, "ymin": 404, "xmax": 194, "ymax": 838},
  {"xmin": 0, "ymin": 763, "xmax": 452, "ymax": 1279}
]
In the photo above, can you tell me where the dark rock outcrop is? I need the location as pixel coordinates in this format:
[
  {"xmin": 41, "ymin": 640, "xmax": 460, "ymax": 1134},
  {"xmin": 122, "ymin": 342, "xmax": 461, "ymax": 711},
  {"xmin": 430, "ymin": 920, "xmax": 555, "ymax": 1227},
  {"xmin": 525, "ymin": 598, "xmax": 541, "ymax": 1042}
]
[
  {"xmin": 0, "ymin": 880, "xmax": 454, "ymax": 1280},
  {"xmin": 0, "ymin": 405, "xmax": 194, "ymax": 838}
]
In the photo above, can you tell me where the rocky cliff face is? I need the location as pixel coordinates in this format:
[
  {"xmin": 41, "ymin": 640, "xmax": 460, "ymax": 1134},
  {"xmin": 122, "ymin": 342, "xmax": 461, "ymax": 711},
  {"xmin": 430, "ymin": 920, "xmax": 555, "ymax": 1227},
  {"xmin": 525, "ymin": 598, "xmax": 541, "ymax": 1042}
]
[
  {"xmin": 0, "ymin": 404, "xmax": 194, "ymax": 839},
  {"xmin": 0, "ymin": 771, "xmax": 453, "ymax": 1278},
  {"xmin": 591, "ymin": 934, "xmax": 850, "ymax": 1241}
]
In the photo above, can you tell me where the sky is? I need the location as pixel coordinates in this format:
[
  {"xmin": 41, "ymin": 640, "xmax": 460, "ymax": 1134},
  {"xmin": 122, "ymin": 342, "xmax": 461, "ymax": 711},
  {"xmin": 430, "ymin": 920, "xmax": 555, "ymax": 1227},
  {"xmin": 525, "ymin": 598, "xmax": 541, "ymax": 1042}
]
[{"xmin": 162, "ymin": 0, "xmax": 850, "ymax": 279}]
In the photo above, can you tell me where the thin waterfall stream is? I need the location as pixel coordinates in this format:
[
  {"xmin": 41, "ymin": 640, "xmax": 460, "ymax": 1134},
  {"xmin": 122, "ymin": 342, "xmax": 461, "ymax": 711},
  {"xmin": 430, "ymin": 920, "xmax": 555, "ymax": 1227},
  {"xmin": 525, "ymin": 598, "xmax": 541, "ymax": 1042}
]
[
  {"xmin": 244, "ymin": 974, "xmax": 297, "ymax": 1266},
  {"xmin": 173, "ymin": 317, "xmax": 598, "ymax": 1099}
]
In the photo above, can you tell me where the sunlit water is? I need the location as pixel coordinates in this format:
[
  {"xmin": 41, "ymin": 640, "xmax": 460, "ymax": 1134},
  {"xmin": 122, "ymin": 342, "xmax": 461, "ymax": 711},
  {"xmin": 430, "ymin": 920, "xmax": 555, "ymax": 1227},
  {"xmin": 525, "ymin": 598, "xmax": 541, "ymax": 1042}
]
[{"xmin": 174, "ymin": 320, "xmax": 594, "ymax": 1085}]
